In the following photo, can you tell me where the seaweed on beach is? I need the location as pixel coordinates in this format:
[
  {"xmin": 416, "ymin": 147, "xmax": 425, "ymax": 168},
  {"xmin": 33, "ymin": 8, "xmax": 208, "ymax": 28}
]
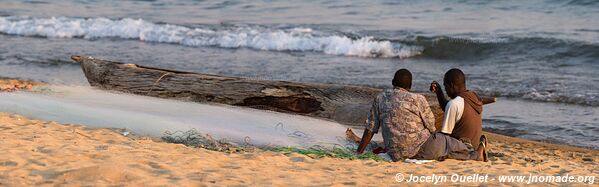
[
  {"xmin": 161, "ymin": 126, "xmax": 383, "ymax": 161},
  {"xmin": 269, "ymin": 146, "xmax": 383, "ymax": 161},
  {"xmin": 161, "ymin": 129, "xmax": 254, "ymax": 153}
]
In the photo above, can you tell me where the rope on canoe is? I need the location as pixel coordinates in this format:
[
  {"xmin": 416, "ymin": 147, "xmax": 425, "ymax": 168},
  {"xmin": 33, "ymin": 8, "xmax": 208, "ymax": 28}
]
[{"xmin": 148, "ymin": 72, "xmax": 171, "ymax": 93}]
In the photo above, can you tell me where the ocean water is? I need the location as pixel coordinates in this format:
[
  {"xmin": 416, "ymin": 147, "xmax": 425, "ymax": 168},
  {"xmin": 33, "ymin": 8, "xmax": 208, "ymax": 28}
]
[{"xmin": 0, "ymin": 0, "xmax": 597, "ymax": 149}]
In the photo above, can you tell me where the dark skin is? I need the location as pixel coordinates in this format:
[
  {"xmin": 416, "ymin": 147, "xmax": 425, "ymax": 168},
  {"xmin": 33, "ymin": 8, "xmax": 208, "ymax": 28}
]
[
  {"xmin": 356, "ymin": 79, "xmax": 486, "ymax": 161},
  {"xmin": 430, "ymin": 79, "xmax": 486, "ymax": 161},
  {"xmin": 429, "ymin": 79, "xmax": 466, "ymax": 112},
  {"xmin": 356, "ymin": 86, "xmax": 410, "ymax": 154},
  {"xmin": 356, "ymin": 128, "xmax": 374, "ymax": 154}
]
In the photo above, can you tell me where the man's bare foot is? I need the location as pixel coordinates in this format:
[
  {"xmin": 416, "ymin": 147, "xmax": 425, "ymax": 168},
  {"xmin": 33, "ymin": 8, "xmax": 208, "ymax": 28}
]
[
  {"xmin": 478, "ymin": 135, "xmax": 489, "ymax": 162},
  {"xmin": 477, "ymin": 145, "xmax": 485, "ymax": 161},
  {"xmin": 345, "ymin": 128, "xmax": 361, "ymax": 143}
]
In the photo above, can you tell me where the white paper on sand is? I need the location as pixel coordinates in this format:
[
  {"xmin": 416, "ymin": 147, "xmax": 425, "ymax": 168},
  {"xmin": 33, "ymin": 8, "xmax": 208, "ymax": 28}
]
[
  {"xmin": 377, "ymin": 154, "xmax": 434, "ymax": 164},
  {"xmin": 404, "ymin": 159, "xmax": 434, "ymax": 164}
]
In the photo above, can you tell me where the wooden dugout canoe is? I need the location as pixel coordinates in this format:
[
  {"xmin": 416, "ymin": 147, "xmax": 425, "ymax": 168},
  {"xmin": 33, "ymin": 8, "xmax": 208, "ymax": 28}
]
[{"xmin": 71, "ymin": 55, "xmax": 495, "ymax": 128}]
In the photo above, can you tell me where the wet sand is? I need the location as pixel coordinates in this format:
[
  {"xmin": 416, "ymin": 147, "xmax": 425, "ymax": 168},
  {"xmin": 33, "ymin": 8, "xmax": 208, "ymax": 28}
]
[
  {"xmin": 0, "ymin": 113, "xmax": 596, "ymax": 186},
  {"xmin": 0, "ymin": 79, "xmax": 38, "ymax": 92}
]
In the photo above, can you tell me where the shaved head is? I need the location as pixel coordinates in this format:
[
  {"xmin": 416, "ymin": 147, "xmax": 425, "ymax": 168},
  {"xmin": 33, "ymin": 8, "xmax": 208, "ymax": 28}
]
[
  {"xmin": 444, "ymin": 68, "xmax": 465, "ymax": 88},
  {"xmin": 443, "ymin": 68, "xmax": 466, "ymax": 98},
  {"xmin": 392, "ymin": 69, "xmax": 412, "ymax": 90}
]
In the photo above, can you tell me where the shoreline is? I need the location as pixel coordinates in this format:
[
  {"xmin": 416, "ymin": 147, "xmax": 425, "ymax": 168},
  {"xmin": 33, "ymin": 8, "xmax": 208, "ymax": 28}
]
[
  {"xmin": 0, "ymin": 112, "xmax": 596, "ymax": 186},
  {"xmin": 2, "ymin": 1, "xmax": 598, "ymax": 186},
  {"xmin": 1, "ymin": 78, "xmax": 597, "ymax": 150}
]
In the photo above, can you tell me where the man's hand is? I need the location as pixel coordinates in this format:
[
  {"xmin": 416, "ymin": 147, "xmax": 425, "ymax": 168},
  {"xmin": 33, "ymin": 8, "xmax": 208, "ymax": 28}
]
[
  {"xmin": 430, "ymin": 81, "xmax": 441, "ymax": 93},
  {"xmin": 431, "ymin": 80, "xmax": 450, "ymax": 111}
]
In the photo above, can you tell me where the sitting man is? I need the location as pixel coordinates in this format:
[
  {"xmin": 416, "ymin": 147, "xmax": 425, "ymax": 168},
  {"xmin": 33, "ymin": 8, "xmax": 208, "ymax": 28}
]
[
  {"xmin": 413, "ymin": 68, "xmax": 488, "ymax": 161},
  {"xmin": 356, "ymin": 69, "xmax": 436, "ymax": 161}
]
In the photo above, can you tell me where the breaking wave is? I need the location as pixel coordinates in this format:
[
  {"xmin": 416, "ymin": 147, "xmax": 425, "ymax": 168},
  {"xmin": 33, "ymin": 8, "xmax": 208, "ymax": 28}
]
[
  {"xmin": 3, "ymin": 16, "xmax": 597, "ymax": 61},
  {"xmin": 473, "ymin": 87, "xmax": 599, "ymax": 107},
  {"xmin": 0, "ymin": 16, "xmax": 421, "ymax": 58},
  {"xmin": 401, "ymin": 36, "xmax": 599, "ymax": 61}
]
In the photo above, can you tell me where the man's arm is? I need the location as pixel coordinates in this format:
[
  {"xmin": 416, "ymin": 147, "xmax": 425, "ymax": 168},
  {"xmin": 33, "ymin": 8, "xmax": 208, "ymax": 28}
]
[
  {"xmin": 419, "ymin": 96, "xmax": 436, "ymax": 133},
  {"xmin": 357, "ymin": 96, "xmax": 380, "ymax": 154},
  {"xmin": 430, "ymin": 81, "xmax": 449, "ymax": 111},
  {"xmin": 357, "ymin": 129, "xmax": 374, "ymax": 154},
  {"xmin": 439, "ymin": 98, "xmax": 464, "ymax": 134}
]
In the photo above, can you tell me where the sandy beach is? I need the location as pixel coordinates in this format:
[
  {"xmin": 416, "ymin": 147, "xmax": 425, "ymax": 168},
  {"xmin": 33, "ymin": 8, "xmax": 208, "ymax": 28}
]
[
  {"xmin": 1, "ymin": 1, "xmax": 598, "ymax": 186},
  {"xmin": 1, "ymin": 112, "xmax": 596, "ymax": 186}
]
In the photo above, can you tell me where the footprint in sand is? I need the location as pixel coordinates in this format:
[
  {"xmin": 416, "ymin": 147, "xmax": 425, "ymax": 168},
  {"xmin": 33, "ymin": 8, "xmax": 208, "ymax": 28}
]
[
  {"xmin": 28, "ymin": 159, "xmax": 47, "ymax": 167},
  {"xmin": 147, "ymin": 162, "xmax": 172, "ymax": 175},
  {"xmin": 0, "ymin": 161, "xmax": 17, "ymax": 167},
  {"xmin": 556, "ymin": 169, "xmax": 571, "ymax": 175},
  {"xmin": 508, "ymin": 169, "xmax": 521, "ymax": 174},
  {"xmin": 30, "ymin": 169, "xmax": 64, "ymax": 181},
  {"xmin": 289, "ymin": 157, "xmax": 306, "ymax": 162},
  {"xmin": 365, "ymin": 161, "xmax": 379, "ymax": 167},
  {"xmin": 57, "ymin": 165, "xmax": 140, "ymax": 183},
  {"xmin": 185, "ymin": 172, "xmax": 207, "ymax": 181}
]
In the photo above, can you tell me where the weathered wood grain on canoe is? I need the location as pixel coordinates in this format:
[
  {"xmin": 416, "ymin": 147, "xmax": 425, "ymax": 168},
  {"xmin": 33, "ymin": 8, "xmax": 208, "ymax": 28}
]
[{"xmin": 72, "ymin": 55, "xmax": 494, "ymax": 129}]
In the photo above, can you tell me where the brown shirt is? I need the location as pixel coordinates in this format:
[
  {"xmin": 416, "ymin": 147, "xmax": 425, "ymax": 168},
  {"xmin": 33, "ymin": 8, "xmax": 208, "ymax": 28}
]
[{"xmin": 453, "ymin": 91, "xmax": 483, "ymax": 146}]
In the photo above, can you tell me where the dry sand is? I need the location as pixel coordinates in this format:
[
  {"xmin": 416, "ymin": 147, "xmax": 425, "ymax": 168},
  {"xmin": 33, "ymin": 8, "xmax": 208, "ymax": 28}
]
[{"xmin": 0, "ymin": 113, "xmax": 597, "ymax": 186}]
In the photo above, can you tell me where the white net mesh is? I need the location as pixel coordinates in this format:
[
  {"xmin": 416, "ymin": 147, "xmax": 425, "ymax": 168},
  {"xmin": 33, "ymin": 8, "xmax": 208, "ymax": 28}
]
[{"xmin": 0, "ymin": 86, "xmax": 351, "ymax": 148}]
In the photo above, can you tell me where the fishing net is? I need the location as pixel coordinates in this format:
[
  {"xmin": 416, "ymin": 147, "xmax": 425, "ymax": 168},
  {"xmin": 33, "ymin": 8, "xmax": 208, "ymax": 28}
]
[{"xmin": 0, "ymin": 86, "xmax": 350, "ymax": 148}]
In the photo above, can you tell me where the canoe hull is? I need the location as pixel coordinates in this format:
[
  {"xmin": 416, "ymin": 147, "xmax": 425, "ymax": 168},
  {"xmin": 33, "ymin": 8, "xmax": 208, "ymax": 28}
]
[{"xmin": 73, "ymin": 55, "xmax": 463, "ymax": 128}]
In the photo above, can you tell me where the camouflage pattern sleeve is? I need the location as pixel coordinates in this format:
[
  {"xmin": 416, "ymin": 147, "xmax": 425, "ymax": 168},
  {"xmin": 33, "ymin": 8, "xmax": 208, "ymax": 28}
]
[
  {"xmin": 364, "ymin": 95, "xmax": 381, "ymax": 133},
  {"xmin": 419, "ymin": 95, "xmax": 436, "ymax": 133}
]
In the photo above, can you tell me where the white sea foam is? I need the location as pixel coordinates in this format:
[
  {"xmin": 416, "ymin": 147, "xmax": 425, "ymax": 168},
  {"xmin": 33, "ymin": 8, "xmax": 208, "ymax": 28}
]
[{"xmin": 0, "ymin": 16, "xmax": 421, "ymax": 58}]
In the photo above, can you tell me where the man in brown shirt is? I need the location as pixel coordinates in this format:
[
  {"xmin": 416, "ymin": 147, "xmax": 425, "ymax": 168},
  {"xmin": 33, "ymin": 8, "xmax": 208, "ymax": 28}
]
[{"xmin": 413, "ymin": 68, "xmax": 488, "ymax": 161}]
